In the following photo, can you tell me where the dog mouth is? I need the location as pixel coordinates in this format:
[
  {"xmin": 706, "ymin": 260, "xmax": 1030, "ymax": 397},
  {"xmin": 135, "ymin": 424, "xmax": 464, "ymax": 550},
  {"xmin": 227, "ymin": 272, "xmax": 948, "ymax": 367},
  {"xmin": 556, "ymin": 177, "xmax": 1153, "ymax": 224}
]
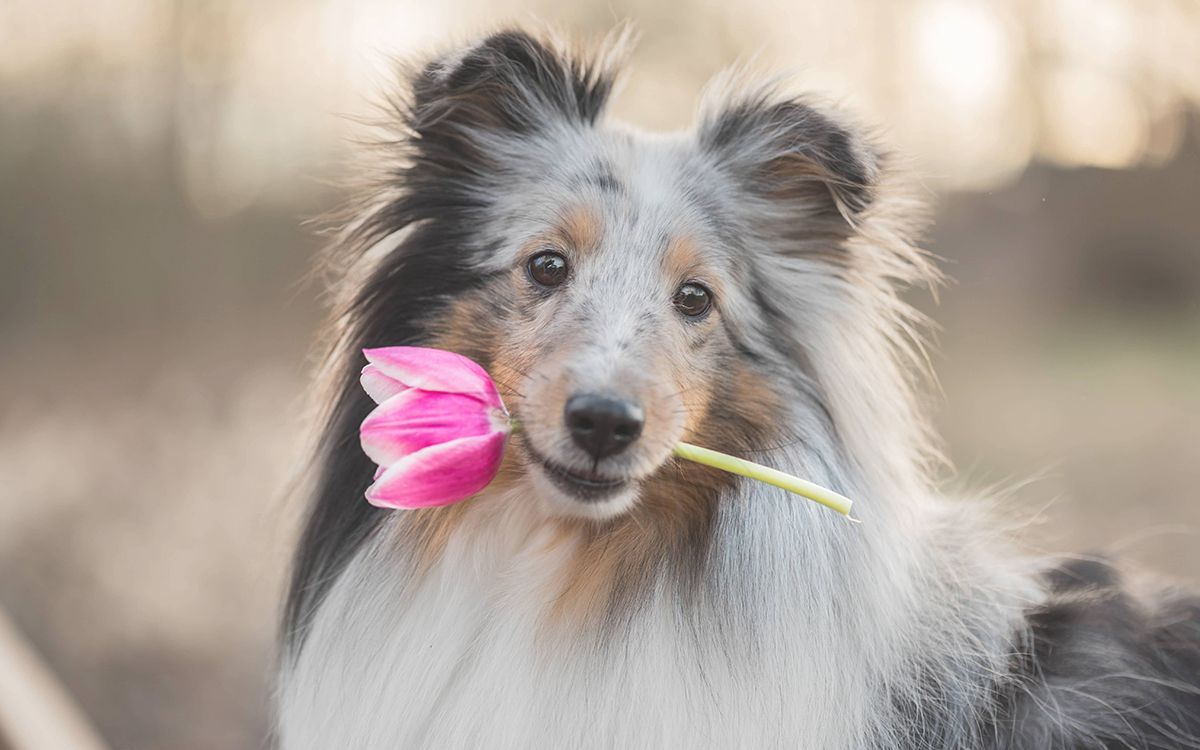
[{"xmin": 524, "ymin": 444, "xmax": 631, "ymax": 502}]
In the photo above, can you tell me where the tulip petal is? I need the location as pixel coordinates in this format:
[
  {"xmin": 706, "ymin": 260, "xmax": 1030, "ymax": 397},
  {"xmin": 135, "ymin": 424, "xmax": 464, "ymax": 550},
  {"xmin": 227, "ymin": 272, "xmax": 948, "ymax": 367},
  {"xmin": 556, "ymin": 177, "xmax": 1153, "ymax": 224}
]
[
  {"xmin": 360, "ymin": 388, "xmax": 502, "ymax": 466},
  {"xmin": 365, "ymin": 432, "xmax": 506, "ymax": 508},
  {"xmin": 363, "ymin": 347, "xmax": 503, "ymax": 409},
  {"xmin": 360, "ymin": 364, "xmax": 408, "ymax": 405}
]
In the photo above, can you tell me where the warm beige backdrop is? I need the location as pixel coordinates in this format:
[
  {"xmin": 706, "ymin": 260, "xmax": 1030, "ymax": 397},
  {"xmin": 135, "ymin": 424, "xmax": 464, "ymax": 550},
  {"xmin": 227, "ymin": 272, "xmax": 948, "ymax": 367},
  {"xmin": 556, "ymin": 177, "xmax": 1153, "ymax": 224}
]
[{"xmin": 2, "ymin": 1, "xmax": 1198, "ymax": 748}]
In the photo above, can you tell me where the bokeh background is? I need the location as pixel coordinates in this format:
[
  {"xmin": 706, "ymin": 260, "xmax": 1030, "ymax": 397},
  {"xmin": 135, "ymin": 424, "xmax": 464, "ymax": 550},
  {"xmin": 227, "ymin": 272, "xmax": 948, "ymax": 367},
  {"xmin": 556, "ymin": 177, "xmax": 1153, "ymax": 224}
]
[{"xmin": 1, "ymin": 1, "xmax": 1198, "ymax": 748}]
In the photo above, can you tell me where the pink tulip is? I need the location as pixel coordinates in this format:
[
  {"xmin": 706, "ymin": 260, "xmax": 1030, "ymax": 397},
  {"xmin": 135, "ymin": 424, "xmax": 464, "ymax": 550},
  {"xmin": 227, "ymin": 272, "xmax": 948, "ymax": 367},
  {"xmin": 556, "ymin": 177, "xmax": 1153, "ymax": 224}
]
[{"xmin": 358, "ymin": 347, "xmax": 510, "ymax": 509}]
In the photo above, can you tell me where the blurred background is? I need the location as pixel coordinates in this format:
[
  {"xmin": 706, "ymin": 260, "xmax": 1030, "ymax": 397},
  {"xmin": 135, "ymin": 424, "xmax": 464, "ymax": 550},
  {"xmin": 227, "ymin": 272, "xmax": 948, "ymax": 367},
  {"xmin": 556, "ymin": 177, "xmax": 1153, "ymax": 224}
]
[{"xmin": 1, "ymin": 0, "xmax": 1197, "ymax": 747}]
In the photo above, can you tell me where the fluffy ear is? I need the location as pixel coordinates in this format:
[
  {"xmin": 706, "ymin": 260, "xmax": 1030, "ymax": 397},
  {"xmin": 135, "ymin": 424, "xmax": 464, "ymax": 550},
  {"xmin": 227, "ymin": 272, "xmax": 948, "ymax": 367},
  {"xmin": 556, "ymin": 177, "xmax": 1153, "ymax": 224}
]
[
  {"xmin": 699, "ymin": 93, "xmax": 880, "ymax": 224},
  {"xmin": 409, "ymin": 30, "xmax": 619, "ymax": 142}
]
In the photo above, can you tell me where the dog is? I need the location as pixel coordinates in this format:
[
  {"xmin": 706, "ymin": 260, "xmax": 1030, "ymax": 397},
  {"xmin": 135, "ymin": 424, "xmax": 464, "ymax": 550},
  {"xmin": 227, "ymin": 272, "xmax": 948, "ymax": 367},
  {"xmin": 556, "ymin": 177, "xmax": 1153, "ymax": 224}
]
[{"xmin": 275, "ymin": 29, "xmax": 1200, "ymax": 749}]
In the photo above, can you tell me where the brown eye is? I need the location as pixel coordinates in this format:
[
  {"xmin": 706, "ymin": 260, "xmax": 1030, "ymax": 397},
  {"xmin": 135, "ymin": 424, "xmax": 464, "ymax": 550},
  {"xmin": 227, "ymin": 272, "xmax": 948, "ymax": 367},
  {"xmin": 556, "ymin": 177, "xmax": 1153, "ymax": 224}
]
[
  {"xmin": 527, "ymin": 251, "xmax": 568, "ymax": 287},
  {"xmin": 672, "ymin": 282, "xmax": 712, "ymax": 317}
]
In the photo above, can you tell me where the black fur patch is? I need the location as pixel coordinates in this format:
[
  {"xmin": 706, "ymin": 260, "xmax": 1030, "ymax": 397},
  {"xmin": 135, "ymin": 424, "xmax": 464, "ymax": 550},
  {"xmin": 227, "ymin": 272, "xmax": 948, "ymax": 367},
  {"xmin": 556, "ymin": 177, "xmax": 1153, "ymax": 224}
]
[{"xmin": 984, "ymin": 557, "xmax": 1200, "ymax": 749}]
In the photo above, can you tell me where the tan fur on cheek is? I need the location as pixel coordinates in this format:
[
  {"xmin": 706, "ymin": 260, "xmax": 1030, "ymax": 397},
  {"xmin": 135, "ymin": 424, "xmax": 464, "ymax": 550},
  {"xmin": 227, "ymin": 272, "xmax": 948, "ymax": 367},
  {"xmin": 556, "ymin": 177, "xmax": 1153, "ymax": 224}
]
[
  {"xmin": 677, "ymin": 370, "xmax": 715, "ymax": 438},
  {"xmin": 431, "ymin": 284, "xmax": 538, "ymax": 407},
  {"xmin": 653, "ymin": 352, "xmax": 717, "ymax": 441},
  {"xmin": 693, "ymin": 359, "xmax": 780, "ymax": 453},
  {"xmin": 429, "ymin": 290, "xmax": 503, "ymax": 368}
]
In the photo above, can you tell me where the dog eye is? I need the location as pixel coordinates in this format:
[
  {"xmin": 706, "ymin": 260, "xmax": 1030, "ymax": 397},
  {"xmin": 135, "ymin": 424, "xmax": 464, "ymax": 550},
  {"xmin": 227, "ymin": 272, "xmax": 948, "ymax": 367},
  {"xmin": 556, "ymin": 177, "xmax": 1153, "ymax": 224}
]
[
  {"xmin": 672, "ymin": 282, "xmax": 712, "ymax": 317},
  {"xmin": 527, "ymin": 251, "xmax": 569, "ymax": 287}
]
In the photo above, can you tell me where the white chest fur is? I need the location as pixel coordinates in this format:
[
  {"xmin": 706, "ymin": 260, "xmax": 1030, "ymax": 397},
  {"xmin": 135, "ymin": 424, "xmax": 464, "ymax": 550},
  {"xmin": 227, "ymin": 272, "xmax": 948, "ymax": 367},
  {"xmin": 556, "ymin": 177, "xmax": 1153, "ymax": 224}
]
[{"xmin": 277, "ymin": 484, "xmax": 1032, "ymax": 749}]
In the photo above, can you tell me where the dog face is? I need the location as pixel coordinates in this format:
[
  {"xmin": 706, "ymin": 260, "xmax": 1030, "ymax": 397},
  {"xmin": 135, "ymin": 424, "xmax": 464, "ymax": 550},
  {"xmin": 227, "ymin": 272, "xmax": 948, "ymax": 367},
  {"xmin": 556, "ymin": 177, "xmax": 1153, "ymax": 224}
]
[
  {"xmin": 368, "ymin": 31, "xmax": 882, "ymax": 521},
  {"xmin": 485, "ymin": 159, "xmax": 741, "ymax": 520}
]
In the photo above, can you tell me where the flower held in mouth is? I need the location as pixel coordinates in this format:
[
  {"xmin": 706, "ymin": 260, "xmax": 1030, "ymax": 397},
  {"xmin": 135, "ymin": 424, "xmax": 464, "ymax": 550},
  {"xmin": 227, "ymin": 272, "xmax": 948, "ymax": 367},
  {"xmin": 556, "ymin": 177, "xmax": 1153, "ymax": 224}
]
[
  {"xmin": 359, "ymin": 347, "xmax": 510, "ymax": 509},
  {"xmin": 357, "ymin": 346, "xmax": 853, "ymax": 518}
]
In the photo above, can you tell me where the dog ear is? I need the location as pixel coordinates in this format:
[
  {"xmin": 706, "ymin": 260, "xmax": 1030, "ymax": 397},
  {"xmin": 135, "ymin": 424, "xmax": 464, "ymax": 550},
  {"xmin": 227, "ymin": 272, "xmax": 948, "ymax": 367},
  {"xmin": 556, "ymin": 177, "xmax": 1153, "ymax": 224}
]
[
  {"xmin": 409, "ymin": 30, "xmax": 617, "ymax": 140},
  {"xmin": 700, "ymin": 95, "xmax": 879, "ymax": 225}
]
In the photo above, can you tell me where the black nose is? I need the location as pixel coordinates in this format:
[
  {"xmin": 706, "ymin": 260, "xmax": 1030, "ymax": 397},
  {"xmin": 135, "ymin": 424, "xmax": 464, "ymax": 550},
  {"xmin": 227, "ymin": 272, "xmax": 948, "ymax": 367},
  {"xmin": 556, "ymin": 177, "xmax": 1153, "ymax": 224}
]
[{"xmin": 564, "ymin": 393, "xmax": 645, "ymax": 459}]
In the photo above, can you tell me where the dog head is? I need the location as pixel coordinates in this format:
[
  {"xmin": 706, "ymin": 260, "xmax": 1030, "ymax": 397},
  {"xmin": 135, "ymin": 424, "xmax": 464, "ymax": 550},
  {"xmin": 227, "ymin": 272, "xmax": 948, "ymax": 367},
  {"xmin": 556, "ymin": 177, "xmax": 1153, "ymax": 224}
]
[
  {"xmin": 285, "ymin": 28, "xmax": 938, "ymax": 640},
  {"xmin": 344, "ymin": 30, "xmax": 902, "ymax": 522}
]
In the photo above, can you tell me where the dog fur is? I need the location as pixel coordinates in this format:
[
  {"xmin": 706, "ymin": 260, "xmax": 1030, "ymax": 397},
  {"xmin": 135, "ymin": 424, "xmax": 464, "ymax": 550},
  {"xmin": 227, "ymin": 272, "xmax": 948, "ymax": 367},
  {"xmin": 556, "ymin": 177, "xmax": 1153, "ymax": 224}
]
[{"xmin": 275, "ymin": 29, "xmax": 1200, "ymax": 749}]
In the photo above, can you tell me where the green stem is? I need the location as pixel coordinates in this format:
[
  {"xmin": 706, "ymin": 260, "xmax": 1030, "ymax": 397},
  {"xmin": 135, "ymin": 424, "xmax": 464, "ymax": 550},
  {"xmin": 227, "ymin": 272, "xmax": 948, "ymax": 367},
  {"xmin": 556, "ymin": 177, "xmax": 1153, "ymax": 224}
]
[{"xmin": 673, "ymin": 441, "xmax": 855, "ymax": 518}]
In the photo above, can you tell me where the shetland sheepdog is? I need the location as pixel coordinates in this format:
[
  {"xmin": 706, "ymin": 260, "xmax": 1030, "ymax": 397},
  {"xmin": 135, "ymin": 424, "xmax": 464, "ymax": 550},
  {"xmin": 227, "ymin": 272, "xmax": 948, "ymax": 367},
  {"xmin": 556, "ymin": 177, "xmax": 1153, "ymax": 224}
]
[{"xmin": 276, "ymin": 29, "xmax": 1200, "ymax": 749}]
